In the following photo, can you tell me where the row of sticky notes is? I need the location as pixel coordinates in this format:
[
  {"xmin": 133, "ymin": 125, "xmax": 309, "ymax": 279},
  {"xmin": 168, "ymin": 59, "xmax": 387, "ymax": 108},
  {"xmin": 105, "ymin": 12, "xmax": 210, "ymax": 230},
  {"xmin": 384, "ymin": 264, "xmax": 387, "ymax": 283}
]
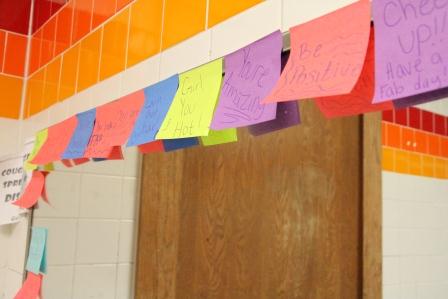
[{"xmin": 25, "ymin": 0, "xmax": 448, "ymax": 170}]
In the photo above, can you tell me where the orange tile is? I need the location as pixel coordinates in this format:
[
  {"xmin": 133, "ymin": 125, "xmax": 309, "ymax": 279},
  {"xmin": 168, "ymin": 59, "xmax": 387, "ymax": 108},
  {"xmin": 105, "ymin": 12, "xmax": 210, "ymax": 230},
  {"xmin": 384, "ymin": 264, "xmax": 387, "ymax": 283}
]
[
  {"xmin": 0, "ymin": 31, "xmax": 5, "ymax": 72},
  {"xmin": 72, "ymin": 0, "xmax": 94, "ymax": 44},
  {"xmin": 414, "ymin": 130, "xmax": 428, "ymax": 154},
  {"xmin": 208, "ymin": 0, "xmax": 262, "ymax": 27},
  {"xmin": 381, "ymin": 122, "xmax": 387, "ymax": 146},
  {"xmin": 0, "ymin": 75, "xmax": 23, "ymax": 119},
  {"xmin": 422, "ymin": 155, "xmax": 435, "ymax": 177},
  {"xmin": 382, "ymin": 147, "xmax": 394, "ymax": 172},
  {"xmin": 28, "ymin": 68, "xmax": 46, "ymax": 117},
  {"xmin": 55, "ymin": 4, "xmax": 74, "ymax": 56},
  {"xmin": 127, "ymin": 0, "xmax": 162, "ymax": 67},
  {"xmin": 29, "ymin": 30, "xmax": 43, "ymax": 75},
  {"xmin": 428, "ymin": 134, "xmax": 441, "ymax": 156},
  {"xmin": 408, "ymin": 152, "xmax": 422, "ymax": 176},
  {"xmin": 59, "ymin": 43, "xmax": 80, "ymax": 101},
  {"xmin": 386, "ymin": 123, "xmax": 401, "ymax": 148},
  {"xmin": 99, "ymin": 8, "xmax": 129, "ymax": 80},
  {"xmin": 161, "ymin": 0, "xmax": 207, "ymax": 50},
  {"xmin": 77, "ymin": 28, "xmax": 102, "ymax": 92},
  {"xmin": 434, "ymin": 158, "xmax": 446, "ymax": 179},
  {"xmin": 401, "ymin": 127, "xmax": 414, "ymax": 151},
  {"xmin": 92, "ymin": 0, "xmax": 117, "ymax": 28},
  {"xmin": 116, "ymin": 0, "xmax": 133, "ymax": 11},
  {"xmin": 43, "ymin": 57, "xmax": 61, "ymax": 109},
  {"xmin": 441, "ymin": 137, "xmax": 448, "ymax": 158},
  {"xmin": 41, "ymin": 17, "xmax": 57, "ymax": 67},
  {"xmin": 395, "ymin": 149, "xmax": 409, "ymax": 174},
  {"xmin": 445, "ymin": 160, "xmax": 448, "ymax": 179},
  {"xmin": 4, "ymin": 33, "xmax": 27, "ymax": 76}
]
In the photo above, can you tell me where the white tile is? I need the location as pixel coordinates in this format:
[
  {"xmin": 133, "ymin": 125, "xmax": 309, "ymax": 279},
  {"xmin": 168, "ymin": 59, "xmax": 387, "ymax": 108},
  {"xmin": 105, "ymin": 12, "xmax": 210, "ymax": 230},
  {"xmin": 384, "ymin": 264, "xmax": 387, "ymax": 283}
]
[
  {"xmin": 383, "ymin": 257, "xmax": 400, "ymax": 285},
  {"xmin": 159, "ymin": 31, "xmax": 212, "ymax": 80},
  {"xmin": 399, "ymin": 256, "xmax": 419, "ymax": 284},
  {"xmin": 41, "ymin": 265, "xmax": 74, "ymax": 299},
  {"xmin": 7, "ymin": 219, "xmax": 30, "ymax": 273},
  {"xmin": 123, "ymin": 147, "xmax": 141, "ymax": 178},
  {"xmin": 48, "ymin": 101, "xmax": 70, "ymax": 127},
  {"xmin": 118, "ymin": 221, "xmax": 136, "ymax": 263},
  {"xmin": 21, "ymin": 111, "xmax": 50, "ymax": 143},
  {"xmin": 34, "ymin": 172, "xmax": 81, "ymax": 218},
  {"xmin": 282, "ymin": 0, "xmax": 356, "ymax": 30},
  {"xmin": 383, "ymin": 284, "xmax": 401, "ymax": 299},
  {"xmin": 32, "ymin": 219, "xmax": 77, "ymax": 265},
  {"xmin": 400, "ymin": 284, "xmax": 417, "ymax": 299},
  {"xmin": 75, "ymin": 220, "xmax": 119, "ymax": 264},
  {"xmin": 210, "ymin": 1, "xmax": 281, "ymax": 59},
  {"xmin": 0, "ymin": 118, "xmax": 20, "ymax": 157},
  {"xmin": 66, "ymin": 88, "xmax": 95, "ymax": 116},
  {"xmin": 383, "ymin": 228, "xmax": 402, "ymax": 256},
  {"xmin": 79, "ymin": 174, "xmax": 122, "ymax": 219},
  {"xmin": 73, "ymin": 264, "xmax": 117, "ymax": 299},
  {"xmin": 121, "ymin": 177, "xmax": 138, "ymax": 220},
  {"xmin": 83, "ymin": 158, "xmax": 125, "ymax": 176},
  {"xmin": 90, "ymin": 72, "xmax": 123, "ymax": 107},
  {"xmin": 3, "ymin": 270, "xmax": 24, "ymax": 299},
  {"xmin": 417, "ymin": 283, "xmax": 448, "ymax": 299},
  {"xmin": 116, "ymin": 264, "xmax": 134, "ymax": 299},
  {"xmin": 121, "ymin": 54, "xmax": 160, "ymax": 96}
]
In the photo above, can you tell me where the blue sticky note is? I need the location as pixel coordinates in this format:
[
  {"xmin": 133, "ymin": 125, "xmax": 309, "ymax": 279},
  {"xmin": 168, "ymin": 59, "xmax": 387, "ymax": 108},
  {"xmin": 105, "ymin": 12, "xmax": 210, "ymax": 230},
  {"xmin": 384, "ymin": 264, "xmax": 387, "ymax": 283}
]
[
  {"xmin": 127, "ymin": 75, "xmax": 179, "ymax": 147},
  {"xmin": 62, "ymin": 109, "xmax": 96, "ymax": 159},
  {"xmin": 26, "ymin": 227, "xmax": 48, "ymax": 275},
  {"xmin": 163, "ymin": 138, "xmax": 199, "ymax": 152}
]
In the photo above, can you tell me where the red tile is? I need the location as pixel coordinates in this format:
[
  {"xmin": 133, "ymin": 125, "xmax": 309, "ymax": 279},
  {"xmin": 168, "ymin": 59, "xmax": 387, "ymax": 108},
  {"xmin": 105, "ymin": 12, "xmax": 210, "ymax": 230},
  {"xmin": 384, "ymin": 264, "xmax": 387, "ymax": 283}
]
[
  {"xmin": 40, "ymin": 17, "xmax": 56, "ymax": 67},
  {"xmin": 408, "ymin": 107, "xmax": 421, "ymax": 130},
  {"xmin": 4, "ymin": 33, "xmax": 27, "ymax": 76},
  {"xmin": 55, "ymin": 5, "xmax": 73, "ymax": 56},
  {"xmin": 0, "ymin": 0, "xmax": 31, "ymax": 34},
  {"xmin": 51, "ymin": 0, "xmax": 66, "ymax": 15},
  {"xmin": 446, "ymin": 117, "xmax": 448, "ymax": 137},
  {"xmin": 72, "ymin": 0, "xmax": 94, "ymax": 43},
  {"xmin": 394, "ymin": 108, "xmax": 408, "ymax": 126},
  {"xmin": 0, "ymin": 31, "xmax": 5, "ymax": 72},
  {"xmin": 33, "ymin": 0, "xmax": 52, "ymax": 32},
  {"xmin": 382, "ymin": 110, "xmax": 393, "ymax": 122},
  {"xmin": 422, "ymin": 110, "xmax": 434, "ymax": 133},
  {"xmin": 435, "ymin": 114, "xmax": 446, "ymax": 136}
]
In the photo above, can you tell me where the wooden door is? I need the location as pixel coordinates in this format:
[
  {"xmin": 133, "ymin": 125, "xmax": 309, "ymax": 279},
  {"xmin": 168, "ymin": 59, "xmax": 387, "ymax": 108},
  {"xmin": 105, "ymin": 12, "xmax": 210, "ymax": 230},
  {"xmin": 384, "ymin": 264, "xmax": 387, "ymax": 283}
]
[{"xmin": 135, "ymin": 101, "xmax": 381, "ymax": 299}]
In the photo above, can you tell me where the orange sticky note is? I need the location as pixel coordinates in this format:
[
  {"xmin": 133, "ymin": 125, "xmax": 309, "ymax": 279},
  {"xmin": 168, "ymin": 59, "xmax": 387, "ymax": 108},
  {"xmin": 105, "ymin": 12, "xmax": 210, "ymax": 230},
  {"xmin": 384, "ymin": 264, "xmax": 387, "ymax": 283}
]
[
  {"xmin": 14, "ymin": 272, "xmax": 42, "ymax": 299},
  {"xmin": 263, "ymin": 0, "xmax": 370, "ymax": 103},
  {"xmin": 84, "ymin": 91, "xmax": 145, "ymax": 158},
  {"xmin": 31, "ymin": 116, "xmax": 78, "ymax": 165},
  {"xmin": 315, "ymin": 27, "xmax": 394, "ymax": 118},
  {"xmin": 13, "ymin": 171, "xmax": 47, "ymax": 209},
  {"xmin": 138, "ymin": 140, "xmax": 165, "ymax": 154}
]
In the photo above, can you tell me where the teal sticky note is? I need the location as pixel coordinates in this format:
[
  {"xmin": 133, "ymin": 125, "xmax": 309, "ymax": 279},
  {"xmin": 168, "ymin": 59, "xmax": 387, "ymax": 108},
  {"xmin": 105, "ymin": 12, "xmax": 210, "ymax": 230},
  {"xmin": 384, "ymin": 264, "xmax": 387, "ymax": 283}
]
[{"xmin": 26, "ymin": 227, "xmax": 48, "ymax": 275}]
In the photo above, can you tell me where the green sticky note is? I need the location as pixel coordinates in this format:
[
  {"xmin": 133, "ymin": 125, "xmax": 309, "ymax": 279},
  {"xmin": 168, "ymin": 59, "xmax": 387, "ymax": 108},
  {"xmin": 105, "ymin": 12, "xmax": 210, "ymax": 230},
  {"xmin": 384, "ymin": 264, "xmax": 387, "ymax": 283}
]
[
  {"xmin": 201, "ymin": 128, "xmax": 238, "ymax": 146},
  {"xmin": 24, "ymin": 130, "xmax": 48, "ymax": 171},
  {"xmin": 156, "ymin": 59, "xmax": 223, "ymax": 139},
  {"xmin": 26, "ymin": 227, "xmax": 48, "ymax": 275}
]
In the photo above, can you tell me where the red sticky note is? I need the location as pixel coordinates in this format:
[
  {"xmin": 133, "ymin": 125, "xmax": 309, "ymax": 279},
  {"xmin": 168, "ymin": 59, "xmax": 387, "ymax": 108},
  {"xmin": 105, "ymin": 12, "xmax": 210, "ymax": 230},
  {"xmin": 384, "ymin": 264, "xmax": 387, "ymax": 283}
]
[
  {"xmin": 315, "ymin": 27, "xmax": 394, "ymax": 118},
  {"xmin": 264, "ymin": 0, "xmax": 370, "ymax": 103},
  {"xmin": 138, "ymin": 140, "xmax": 165, "ymax": 154},
  {"xmin": 73, "ymin": 158, "xmax": 90, "ymax": 165},
  {"xmin": 31, "ymin": 117, "xmax": 78, "ymax": 165},
  {"xmin": 84, "ymin": 91, "xmax": 145, "ymax": 158},
  {"xmin": 105, "ymin": 146, "xmax": 124, "ymax": 160},
  {"xmin": 13, "ymin": 171, "xmax": 46, "ymax": 209},
  {"xmin": 60, "ymin": 159, "xmax": 74, "ymax": 168},
  {"xmin": 14, "ymin": 272, "xmax": 42, "ymax": 299}
]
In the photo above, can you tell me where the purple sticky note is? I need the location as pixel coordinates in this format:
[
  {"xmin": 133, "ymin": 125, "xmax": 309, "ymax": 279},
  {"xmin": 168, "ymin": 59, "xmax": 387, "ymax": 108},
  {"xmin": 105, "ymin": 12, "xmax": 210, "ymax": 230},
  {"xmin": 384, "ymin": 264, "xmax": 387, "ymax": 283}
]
[
  {"xmin": 373, "ymin": 0, "xmax": 448, "ymax": 103},
  {"xmin": 210, "ymin": 31, "xmax": 282, "ymax": 130},
  {"xmin": 248, "ymin": 101, "xmax": 301, "ymax": 136},
  {"xmin": 393, "ymin": 86, "xmax": 448, "ymax": 108}
]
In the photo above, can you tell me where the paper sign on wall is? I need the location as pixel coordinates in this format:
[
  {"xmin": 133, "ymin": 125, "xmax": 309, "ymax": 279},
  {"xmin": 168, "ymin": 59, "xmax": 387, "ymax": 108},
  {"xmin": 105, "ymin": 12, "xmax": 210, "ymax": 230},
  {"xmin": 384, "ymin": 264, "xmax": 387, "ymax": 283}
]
[
  {"xmin": 156, "ymin": 59, "xmax": 223, "ymax": 139},
  {"xmin": 263, "ymin": 0, "xmax": 371, "ymax": 103},
  {"xmin": 62, "ymin": 109, "xmax": 96, "ymax": 159},
  {"xmin": 84, "ymin": 91, "xmax": 145, "ymax": 158},
  {"xmin": 210, "ymin": 31, "xmax": 282, "ymax": 129},
  {"xmin": 24, "ymin": 130, "xmax": 48, "ymax": 171},
  {"xmin": 201, "ymin": 129, "xmax": 238, "ymax": 146},
  {"xmin": 31, "ymin": 116, "xmax": 78, "ymax": 165},
  {"xmin": 127, "ymin": 75, "xmax": 180, "ymax": 146},
  {"xmin": 14, "ymin": 272, "xmax": 42, "ymax": 299},
  {"xmin": 373, "ymin": 0, "xmax": 448, "ymax": 102},
  {"xmin": 315, "ymin": 28, "xmax": 394, "ymax": 118},
  {"xmin": 26, "ymin": 227, "xmax": 48, "ymax": 275},
  {"xmin": 13, "ymin": 171, "xmax": 47, "ymax": 209}
]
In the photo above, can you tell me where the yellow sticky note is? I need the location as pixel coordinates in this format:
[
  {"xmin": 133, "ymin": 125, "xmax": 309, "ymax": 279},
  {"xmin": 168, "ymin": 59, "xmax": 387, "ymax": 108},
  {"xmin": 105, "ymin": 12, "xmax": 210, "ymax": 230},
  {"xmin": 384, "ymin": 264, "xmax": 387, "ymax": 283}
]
[
  {"xmin": 156, "ymin": 59, "xmax": 223, "ymax": 139},
  {"xmin": 201, "ymin": 128, "xmax": 237, "ymax": 146},
  {"xmin": 42, "ymin": 163, "xmax": 54, "ymax": 172},
  {"xmin": 24, "ymin": 130, "xmax": 48, "ymax": 171}
]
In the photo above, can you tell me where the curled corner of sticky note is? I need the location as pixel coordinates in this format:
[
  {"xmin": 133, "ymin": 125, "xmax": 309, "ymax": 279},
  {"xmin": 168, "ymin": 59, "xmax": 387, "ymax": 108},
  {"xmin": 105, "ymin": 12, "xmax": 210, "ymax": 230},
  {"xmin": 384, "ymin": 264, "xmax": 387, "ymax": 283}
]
[{"xmin": 13, "ymin": 171, "xmax": 47, "ymax": 209}]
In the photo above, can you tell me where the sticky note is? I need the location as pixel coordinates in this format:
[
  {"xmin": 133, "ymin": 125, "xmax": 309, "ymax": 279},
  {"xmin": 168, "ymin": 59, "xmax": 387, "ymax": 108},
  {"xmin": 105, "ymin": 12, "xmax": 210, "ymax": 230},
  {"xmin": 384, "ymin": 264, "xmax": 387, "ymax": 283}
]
[
  {"xmin": 138, "ymin": 140, "xmax": 165, "ymax": 154},
  {"xmin": 373, "ymin": 0, "xmax": 448, "ymax": 102},
  {"xmin": 26, "ymin": 227, "xmax": 48, "ymax": 275},
  {"xmin": 163, "ymin": 138, "xmax": 199, "ymax": 152},
  {"xmin": 13, "ymin": 171, "xmax": 46, "ymax": 209},
  {"xmin": 127, "ymin": 75, "xmax": 180, "ymax": 147},
  {"xmin": 31, "ymin": 117, "xmax": 78, "ymax": 165},
  {"xmin": 264, "ymin": 0, "xmax": 370, "ymax": 103},
  {"xmin": 210, "ymin": 31, "xmax": 282, "ymax": 130},
  {"xmin": 392, "ymin": 86, "xmax": 448, "ymax": 108},
  {"xmin": 201, "ymin": 129, "xmax": 238, "ymax": 146},
  {"xmin": 156, "ymin": 59, "xmax": 223, "ymax": 139},
  {"xmin": 84, "ymin": 91, "xmax": 145, "ymax": 158},
  {"xmin": 249, "ymin": 101, "xmax": 301, "ymax": 136},
  {"xmin": 62, "ymin": 109, "xmax": 96, "ymax": 159},
  {"xmin": 14, "ymin": 272, "xmax": 42, "ymax": 299},
  {"xmin": 315, "ymin": 27, "xmax": 394, "ymax": 118},
  {"xmin": 24, "ymin": 130, "xmax": 48, "ymax": 171}
]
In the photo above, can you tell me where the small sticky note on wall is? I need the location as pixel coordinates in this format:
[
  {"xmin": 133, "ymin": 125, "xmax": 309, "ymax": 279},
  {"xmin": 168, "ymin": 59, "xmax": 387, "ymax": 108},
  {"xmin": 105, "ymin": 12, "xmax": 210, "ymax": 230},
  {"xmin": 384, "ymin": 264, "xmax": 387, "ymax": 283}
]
[{"xmin": 26, "ymin": 227, "xmax": 48, "ymax": 275}]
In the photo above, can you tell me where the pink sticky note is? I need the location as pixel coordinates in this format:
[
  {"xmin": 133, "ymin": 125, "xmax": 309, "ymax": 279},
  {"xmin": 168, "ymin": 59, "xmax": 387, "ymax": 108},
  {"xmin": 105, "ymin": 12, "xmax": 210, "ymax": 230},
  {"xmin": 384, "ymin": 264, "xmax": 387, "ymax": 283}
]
[
  {"xmin": 315, "ymin": 27, "xmax": 394, "ymax": 118},
  {"xmin": 84, "ymin": 91, "xmax": 145, "ymax": 158},
  {"xmin": 31, "ymin": 116, "xmax": 78, "ymax": 165},
  {"xmin": 13, "ymin": 171, "xmax": 46, "ymax": 209},
  {"xmin": 14, "ymin": 272, "xmax": 42, "ymax": 299},
  {"xmin": 264, "ymin": 0, "xmax": 370, "ymax": 103}
]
